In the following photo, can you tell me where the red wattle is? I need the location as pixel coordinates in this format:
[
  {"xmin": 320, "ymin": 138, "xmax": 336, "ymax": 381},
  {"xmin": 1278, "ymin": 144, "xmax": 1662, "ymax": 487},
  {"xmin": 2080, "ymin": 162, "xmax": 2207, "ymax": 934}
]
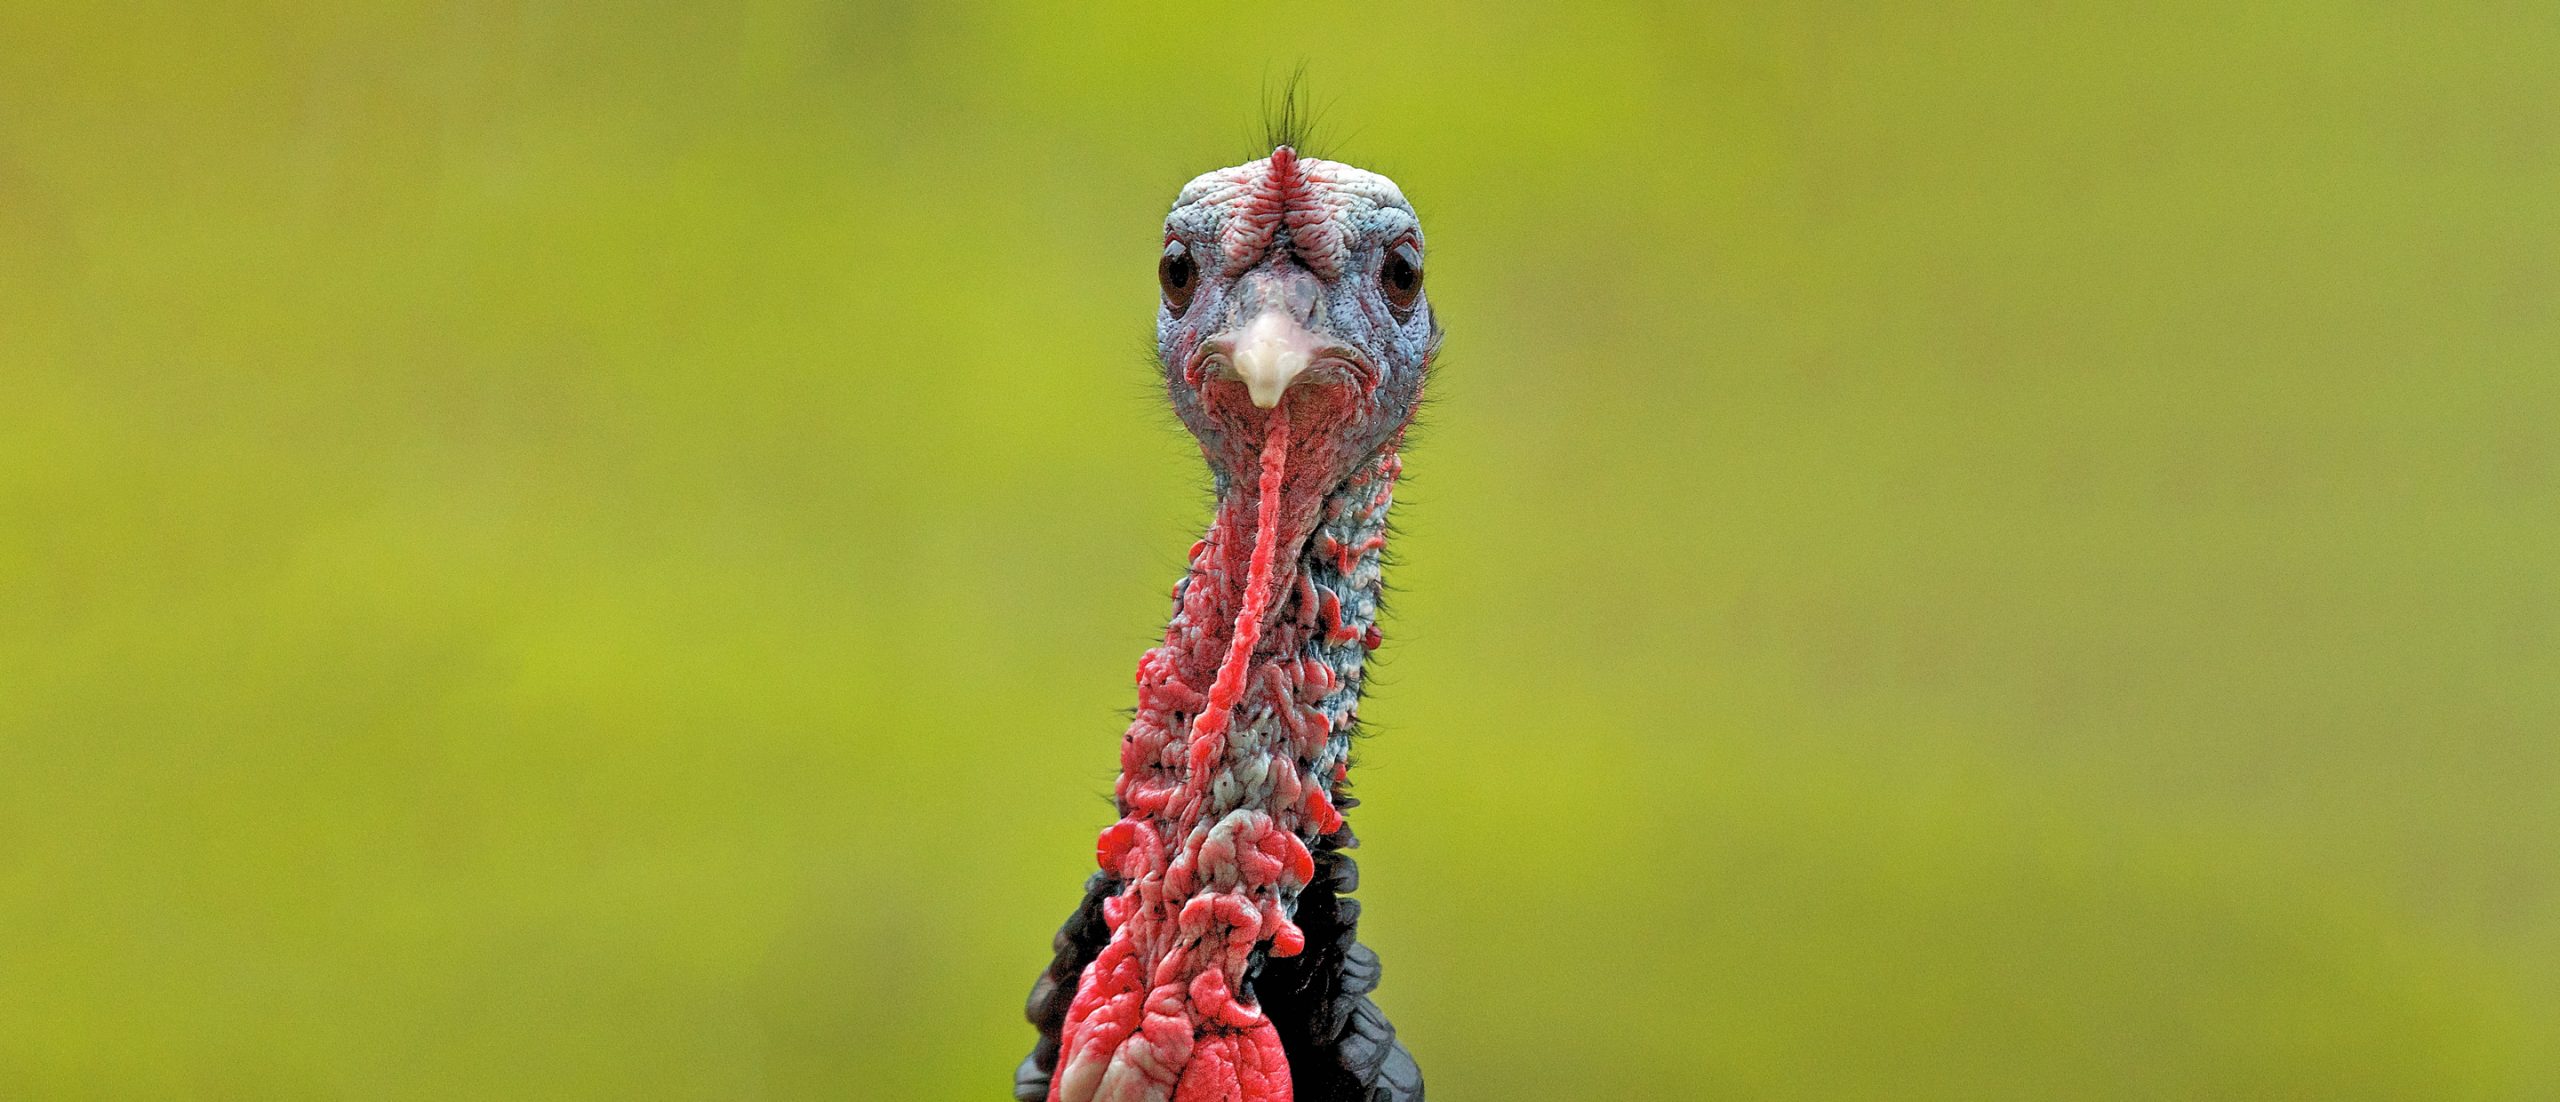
[{"xmin": 1185, "ymin": 414, "xmax": 1292, "ymax": 770}]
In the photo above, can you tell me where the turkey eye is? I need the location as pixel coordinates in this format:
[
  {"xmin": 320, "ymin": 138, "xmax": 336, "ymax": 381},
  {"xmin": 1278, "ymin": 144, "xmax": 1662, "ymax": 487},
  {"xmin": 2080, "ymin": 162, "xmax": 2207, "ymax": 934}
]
[
  {"xmin": 1159, "ymin": 242, "xmax": 1197, "ymax": 313},
  {"xmin": 1381, "ymin": 242, "xmax": 1423, "ymax": 314}
]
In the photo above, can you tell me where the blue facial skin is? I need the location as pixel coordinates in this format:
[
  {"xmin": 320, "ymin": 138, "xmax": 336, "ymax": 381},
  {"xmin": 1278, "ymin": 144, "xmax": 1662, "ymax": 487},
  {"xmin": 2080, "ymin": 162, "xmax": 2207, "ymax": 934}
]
[{"xmin": 1153, "ymin": 160, "xmax": 1440, "ymax": 493}]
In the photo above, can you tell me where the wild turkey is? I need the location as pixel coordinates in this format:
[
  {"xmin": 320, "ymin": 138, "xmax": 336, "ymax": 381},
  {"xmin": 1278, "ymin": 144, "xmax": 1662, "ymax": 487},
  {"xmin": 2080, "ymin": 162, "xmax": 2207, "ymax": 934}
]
[{"xmin": 1017, "ymin": 140, "xmax": 1438, "ymax": 1102}]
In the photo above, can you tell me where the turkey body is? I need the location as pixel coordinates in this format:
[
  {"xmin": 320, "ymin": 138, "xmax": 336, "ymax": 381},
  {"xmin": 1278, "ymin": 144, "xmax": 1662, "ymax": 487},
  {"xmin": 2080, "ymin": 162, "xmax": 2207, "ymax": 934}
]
[
  {"xmin": 1018, "ymin": 830, "xmax": 1422, "ymax": 1101},
  {"xmin": 1019, "ymin": 142, "xmax": 1437, "ymax": 1102}
]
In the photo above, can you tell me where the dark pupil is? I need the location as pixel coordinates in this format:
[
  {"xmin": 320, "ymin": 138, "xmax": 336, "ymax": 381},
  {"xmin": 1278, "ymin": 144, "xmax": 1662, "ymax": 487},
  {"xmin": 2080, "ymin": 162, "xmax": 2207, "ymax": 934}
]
[
  {"xmin": 1161, "ymin": 253, "xmax": 1193, "ymax": 292},
  {"xmin": 1387, "ymin": 255, "xmax": 1416, "ymax": 291}
]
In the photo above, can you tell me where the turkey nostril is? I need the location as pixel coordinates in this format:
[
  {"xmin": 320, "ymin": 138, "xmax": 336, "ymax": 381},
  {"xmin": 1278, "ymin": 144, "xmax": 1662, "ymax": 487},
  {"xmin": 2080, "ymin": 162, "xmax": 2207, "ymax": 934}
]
[
  {"xmin": 1235, "ymin": 268, "xmax": 1325, "ymax": 327},
  {"xmin": 1282, "ymin": 275, "xmax": 1320, "ymax": 324}
]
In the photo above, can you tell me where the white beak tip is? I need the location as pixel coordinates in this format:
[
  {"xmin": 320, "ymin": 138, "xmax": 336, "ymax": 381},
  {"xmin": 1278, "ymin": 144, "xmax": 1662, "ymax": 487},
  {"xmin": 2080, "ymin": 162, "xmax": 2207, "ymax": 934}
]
[
  {"xmin": 1228, "ymin": 311, "xmax": 1320, "ymax": 410},
  {"xmin": 1244, "ymin": 373, "xmax": 1293, "ymax": 408}
]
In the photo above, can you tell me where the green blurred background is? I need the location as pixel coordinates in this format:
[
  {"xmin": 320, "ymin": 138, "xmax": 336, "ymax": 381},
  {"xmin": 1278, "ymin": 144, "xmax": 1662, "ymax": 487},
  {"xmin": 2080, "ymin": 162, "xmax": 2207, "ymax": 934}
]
[{"xmin": 4, "ymin": 3, "xmax": 2555, "ymax": 1098}]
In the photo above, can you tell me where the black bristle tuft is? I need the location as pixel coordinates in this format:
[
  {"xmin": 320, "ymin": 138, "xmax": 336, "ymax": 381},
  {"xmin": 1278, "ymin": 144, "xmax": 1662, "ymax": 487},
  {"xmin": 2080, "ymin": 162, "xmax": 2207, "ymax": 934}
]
[{"xmin": 1259, "ymin": 64, "xmax": 1326, "ymax": 159}]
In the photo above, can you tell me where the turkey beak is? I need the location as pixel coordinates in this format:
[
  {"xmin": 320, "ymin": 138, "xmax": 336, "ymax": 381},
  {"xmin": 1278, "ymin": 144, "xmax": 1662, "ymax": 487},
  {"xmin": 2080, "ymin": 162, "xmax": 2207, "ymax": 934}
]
[{"xmin": 1226, "ymin": 310, "xmax": 1323, "ymax": 409}]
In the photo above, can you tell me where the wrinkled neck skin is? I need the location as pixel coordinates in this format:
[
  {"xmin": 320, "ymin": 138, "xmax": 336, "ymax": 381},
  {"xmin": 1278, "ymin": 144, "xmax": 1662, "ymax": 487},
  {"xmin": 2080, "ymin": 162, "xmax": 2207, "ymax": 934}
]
[{"xmin": 1049, "ymin": 404, "xmax": 1401, "ymax": 1102}]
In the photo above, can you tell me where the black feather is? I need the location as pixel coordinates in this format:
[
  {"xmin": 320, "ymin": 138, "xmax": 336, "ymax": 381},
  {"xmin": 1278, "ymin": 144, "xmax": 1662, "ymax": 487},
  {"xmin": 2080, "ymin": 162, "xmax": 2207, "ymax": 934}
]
[
  {"xmin": 1253, "ymin": 829, "xmax": 1426, "ymax": 1100},
  {"xmin": 1015, "ymin": 872, "xmax": 1123, "ymax": 1101}
]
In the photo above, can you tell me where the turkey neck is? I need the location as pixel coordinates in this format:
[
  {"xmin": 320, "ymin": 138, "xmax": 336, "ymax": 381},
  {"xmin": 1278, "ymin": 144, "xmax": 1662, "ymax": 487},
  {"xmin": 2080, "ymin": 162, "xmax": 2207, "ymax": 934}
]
[
  {"xmin": 1119, "ymin": 434, "xmax": 1400, "ymax": 844},
  {"xmin": 1050, "ymin": 433, "xmax": 1400, "ymax": 1102}
]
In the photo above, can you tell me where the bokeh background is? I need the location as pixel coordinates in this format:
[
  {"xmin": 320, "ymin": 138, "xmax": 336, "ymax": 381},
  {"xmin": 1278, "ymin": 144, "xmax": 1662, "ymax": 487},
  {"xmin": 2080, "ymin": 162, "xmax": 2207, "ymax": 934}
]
[{"xmin": 5, "ymin": 3, "xmax": 2555, "ymax": 1098}]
